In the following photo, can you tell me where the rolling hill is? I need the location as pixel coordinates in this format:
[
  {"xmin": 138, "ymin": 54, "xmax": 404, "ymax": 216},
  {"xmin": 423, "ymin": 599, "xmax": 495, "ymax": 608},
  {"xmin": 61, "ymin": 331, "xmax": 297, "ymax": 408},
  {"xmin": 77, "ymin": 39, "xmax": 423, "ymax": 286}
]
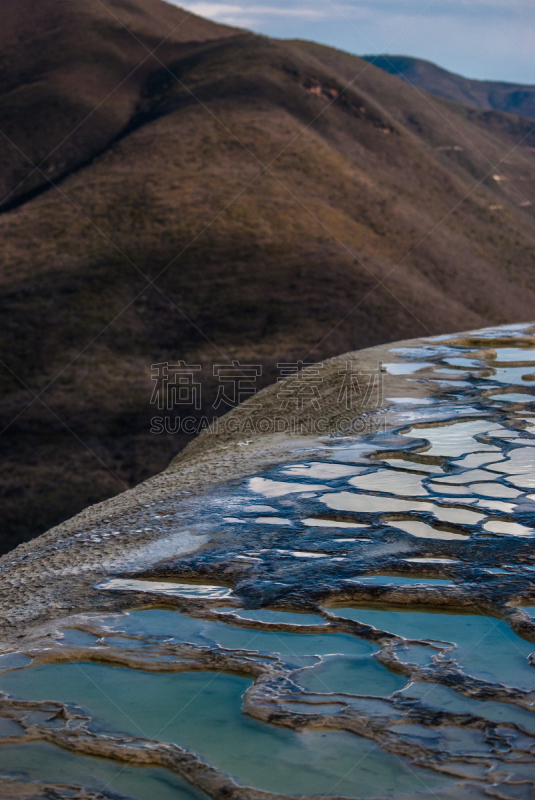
[
  {"xmin": 363, "ymin": 55, "xmax": 535, "ymax": 120},
  {"xmin": 1, "ymin": 0, "xmax": 535, "ymax": 552}
]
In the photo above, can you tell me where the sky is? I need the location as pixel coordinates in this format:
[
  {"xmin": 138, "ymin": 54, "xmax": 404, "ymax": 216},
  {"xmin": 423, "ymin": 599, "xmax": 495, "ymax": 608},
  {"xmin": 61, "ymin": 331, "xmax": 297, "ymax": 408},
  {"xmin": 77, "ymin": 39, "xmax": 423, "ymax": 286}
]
[{"xmin": 174, "ymin": 0, "xmax": 534, "ymax": 84}]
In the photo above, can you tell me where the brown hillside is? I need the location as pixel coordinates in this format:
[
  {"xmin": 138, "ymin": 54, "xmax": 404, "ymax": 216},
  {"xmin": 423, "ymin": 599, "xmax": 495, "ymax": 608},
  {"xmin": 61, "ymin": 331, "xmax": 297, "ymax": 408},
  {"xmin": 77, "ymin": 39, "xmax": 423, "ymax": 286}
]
[
  {"xmin": 1, "ymin": 5, "xmax": 535, "ymax": 552},
  {"xmin": 0, "ymin": 0, "xmax": 240, "ymax": 209}
]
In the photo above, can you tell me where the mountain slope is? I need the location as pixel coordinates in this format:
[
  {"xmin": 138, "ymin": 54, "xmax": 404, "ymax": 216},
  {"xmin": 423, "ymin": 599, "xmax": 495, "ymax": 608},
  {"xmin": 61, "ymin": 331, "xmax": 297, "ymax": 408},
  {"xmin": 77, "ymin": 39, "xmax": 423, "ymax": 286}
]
[
  {"xmin": 363, "ymin": 55, "xmax": 535, "ymax": 120},
  {"xmin": 0, "ymin": 0, "xmax": 241, "ymax": 210},
  {"xmin": 1, "ymin": 6, "xmax": 535, "ymax": 552}
]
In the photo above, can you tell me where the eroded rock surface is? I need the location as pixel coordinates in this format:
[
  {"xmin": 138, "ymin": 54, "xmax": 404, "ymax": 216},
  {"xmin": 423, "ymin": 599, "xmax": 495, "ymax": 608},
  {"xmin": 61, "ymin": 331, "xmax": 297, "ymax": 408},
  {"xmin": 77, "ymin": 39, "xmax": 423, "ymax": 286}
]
[{"xmin": 1, "ymin": 324, "xmax": 535, "ymax": 799}]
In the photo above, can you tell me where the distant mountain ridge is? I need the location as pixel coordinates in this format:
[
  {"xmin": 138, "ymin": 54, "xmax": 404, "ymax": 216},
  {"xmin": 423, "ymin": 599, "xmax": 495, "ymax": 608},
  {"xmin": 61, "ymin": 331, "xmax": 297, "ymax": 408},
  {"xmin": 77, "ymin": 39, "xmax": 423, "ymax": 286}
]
[{"xmin": 363, "ymin": 55, "xmax": 535, "ymax": 120}]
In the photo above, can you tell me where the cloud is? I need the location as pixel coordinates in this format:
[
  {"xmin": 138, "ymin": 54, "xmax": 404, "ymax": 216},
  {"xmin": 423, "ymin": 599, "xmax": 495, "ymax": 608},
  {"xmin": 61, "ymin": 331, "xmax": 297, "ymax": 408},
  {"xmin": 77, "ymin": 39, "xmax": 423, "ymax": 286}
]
[
  {"xmin": 334, "ymin": 0, "xmax": 531, "ymax": 17},
  {"xmin": 172, "ymin": 0, "xmax": 534, "ymax": 83},
  {"xmin": 180, "ymin": 1, "xmax": 328, "ymax": 24},
  {"xmin": 182, "ymin": 0, "xmax": 534, "ymax": 21}
]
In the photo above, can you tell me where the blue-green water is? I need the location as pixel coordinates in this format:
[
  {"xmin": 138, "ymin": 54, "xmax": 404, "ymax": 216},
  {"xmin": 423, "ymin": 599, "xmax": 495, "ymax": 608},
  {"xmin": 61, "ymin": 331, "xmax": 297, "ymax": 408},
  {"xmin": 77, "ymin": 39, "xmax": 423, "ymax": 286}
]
[
  {"xmin": 0, "ymin": 742, "xmax": 207, "ymax": 800},
  {"xmin": 330, "ymin": 608, "xmax": 535, "ymax": 689},
  {"xmin": 0, "ymin": 663, "xmax": 452, "ymax": 797}
]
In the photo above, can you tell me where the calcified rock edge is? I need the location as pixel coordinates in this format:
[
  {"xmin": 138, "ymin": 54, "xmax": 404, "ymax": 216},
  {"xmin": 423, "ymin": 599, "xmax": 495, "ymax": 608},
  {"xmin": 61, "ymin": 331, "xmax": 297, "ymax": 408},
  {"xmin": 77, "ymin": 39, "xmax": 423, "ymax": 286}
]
[{"xmin": 1, "ymin": 324, "xmax": 535, "ymax": 800}]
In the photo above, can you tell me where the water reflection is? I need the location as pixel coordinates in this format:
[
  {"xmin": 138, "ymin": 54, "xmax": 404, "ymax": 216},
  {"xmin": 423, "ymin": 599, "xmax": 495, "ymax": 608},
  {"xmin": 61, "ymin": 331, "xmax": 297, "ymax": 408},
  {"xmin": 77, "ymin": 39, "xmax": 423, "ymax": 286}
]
[{"xmin": 5, "ymin": 324, "xmax": 535, "ymax": 800}]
